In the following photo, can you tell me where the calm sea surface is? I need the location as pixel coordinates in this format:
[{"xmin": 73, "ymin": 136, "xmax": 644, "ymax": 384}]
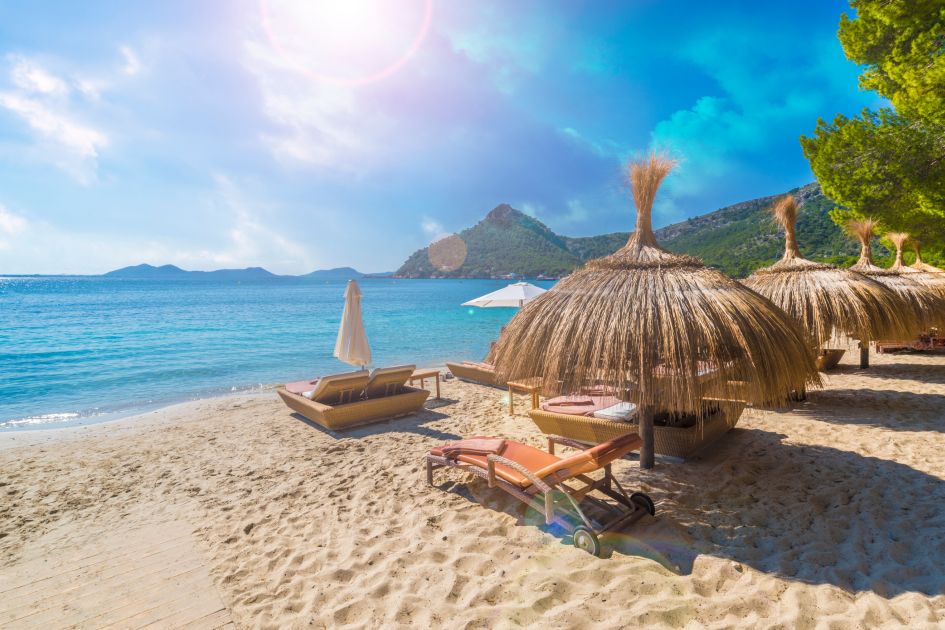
[{"xmin": 0, "ymin": 277, "xmax": 552, "ymax": 430}]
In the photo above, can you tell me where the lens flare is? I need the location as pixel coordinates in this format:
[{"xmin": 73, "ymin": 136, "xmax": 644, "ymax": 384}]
[
  {"xmin": 428, "ymin": 234, "xmax": 467, "ymax": 272},
  {"xmin": 260, "ymin": 0, "xmax": 433, "ymax": 87}
]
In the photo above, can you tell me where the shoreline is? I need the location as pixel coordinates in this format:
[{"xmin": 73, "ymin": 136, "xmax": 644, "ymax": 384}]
[{"xmin": 0, "ymin": 363, "xmax": 451, "ymax": 444}]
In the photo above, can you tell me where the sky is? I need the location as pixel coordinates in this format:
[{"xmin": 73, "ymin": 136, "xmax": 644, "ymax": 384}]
[{"xmin": 0, "ymin": 0, "xmax": 882, "ymax": 275}]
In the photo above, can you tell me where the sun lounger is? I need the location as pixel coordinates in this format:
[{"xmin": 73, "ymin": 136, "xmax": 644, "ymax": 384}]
[
  {"xmin": 364, "ymin": 364, "xmax": 416, "ymax": 397},
  {"xmin": 445, "ymin": 361, "xmax": 505, "ymax": 387},
  {"xmin": 528, "ymin": 398, "xmax": 746, "ymax": 460},
  {"xmin": 278, "ymin": 366, "xmax": 429, "ymax": 430},
  {"xmin": 427, "ymin": 432, "xmax": 655, "ymax": 556}
]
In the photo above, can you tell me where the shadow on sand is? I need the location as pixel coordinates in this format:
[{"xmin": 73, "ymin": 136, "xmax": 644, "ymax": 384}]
[
  {"xmin": 291, "ymin": 406, "xmax": 461, "ymax": 442},
  {"xmin": 435, "ymin": 427, "xmax": 945, "ymax": 597},
  {"xmin": 795, "ymin": 388, "xmax": 945, "ymax": 431},
  {"xmin": 829, "ymin": 360, "xmax": 945, "ymax": 385}
]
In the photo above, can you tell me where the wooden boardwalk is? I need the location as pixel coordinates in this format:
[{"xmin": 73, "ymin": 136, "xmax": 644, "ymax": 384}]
[{"xmin": 0, "ymin": 521, "xmax": 234, "ymax": 629}]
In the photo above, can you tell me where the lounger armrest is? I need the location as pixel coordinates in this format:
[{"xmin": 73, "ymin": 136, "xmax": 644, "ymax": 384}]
[
  {"xmin": 547, "ymin": 434, "xmax": 592, "ymax": 453},
  {"xmin": 486, "ymin": 454, "xmax": 552, "ymax": 493}
]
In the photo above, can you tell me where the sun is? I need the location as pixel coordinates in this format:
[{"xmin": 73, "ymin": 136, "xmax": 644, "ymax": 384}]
[{"xmin": 260, "ymin": 0, "xmax": 433, "ymax": 87}]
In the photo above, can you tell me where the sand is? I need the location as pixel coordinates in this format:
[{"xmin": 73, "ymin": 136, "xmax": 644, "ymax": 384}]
[{"xmin": 2, "ymin": 351, "xmax": 945, "ymax": 628}]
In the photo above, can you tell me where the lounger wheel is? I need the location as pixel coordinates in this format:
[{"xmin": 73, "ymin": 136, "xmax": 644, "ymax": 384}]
[
  {"xmin": 572, "ymin": 526, "xmax": 601, "ymax": 556},
  {"xmin": 630, "ymin": 492, "xmax": 655, "ymax": 516}
]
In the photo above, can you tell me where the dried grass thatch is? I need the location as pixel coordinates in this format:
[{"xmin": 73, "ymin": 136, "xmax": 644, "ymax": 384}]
[
  {"xmin": 886, "ymin": 232, "xmax": 945, "ymax": 326},
  {"xmin": 491, "ymin": 155, "xmax": 820, "ymax": 430},
  {"xmin": 742, "ymin": 196, "xmax": 915, "ymax": 348},
  {"xmin": 846, "ymin": 220, "xmax": 940, "ymax": 331},
  {"xmin": 910, "ymin": 240, "xmax": 944, "ymax": 273}
]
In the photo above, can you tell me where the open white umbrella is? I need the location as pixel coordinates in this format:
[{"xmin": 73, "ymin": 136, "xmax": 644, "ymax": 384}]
[
  {"xmin": 462, "ymin": 281, "xmax": 547, "ymax": 308},
  {"xmin": 334, "ymin": 279, "xmax": 371, "ymax": 367}
]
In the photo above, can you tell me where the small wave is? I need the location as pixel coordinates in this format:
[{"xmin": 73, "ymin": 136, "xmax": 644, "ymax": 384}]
[{"xmin": 0, "ymin": 412, "xmax": 82, "ymax": 428}]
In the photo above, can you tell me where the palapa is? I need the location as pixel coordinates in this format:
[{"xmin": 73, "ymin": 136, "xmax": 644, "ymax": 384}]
[
  {"xmin": 490, "ymin": 155, "xmax": 821, "ymax": 469},
  {"xmin": 886, "ymin": 232, "xmax": 945, "ymax": 327},
  {"xmin": 910, "ymin": 240, "xmax": 944, "ymax": 273},
  {"xmin": 846, "ymin": 219, "xmax": 942, "ymax": 333},
  {"xmin": 743, "ymin": 196, "xmax": 914, "ymax": 356}
]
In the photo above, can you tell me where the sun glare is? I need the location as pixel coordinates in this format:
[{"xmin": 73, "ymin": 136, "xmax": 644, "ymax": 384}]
[{"xmin": 260, "ymin": 0, "xmax": 433, "ymax": 87}]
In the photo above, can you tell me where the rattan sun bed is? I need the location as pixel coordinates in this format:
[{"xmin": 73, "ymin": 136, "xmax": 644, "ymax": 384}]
[
  {"xmin": 445, "ymin": 361, "xmax": 505, "ymax": 387},
  {"xmin": 527, "ymin": 399, "xmax": 746, "ymax": 460},
  {"xmin": 277, "ymin": 366, "xmax": 429, "ymax": 430},
  {"xmin": 427, "ymin": 432, "xmax": 655, "ymax": 556}
]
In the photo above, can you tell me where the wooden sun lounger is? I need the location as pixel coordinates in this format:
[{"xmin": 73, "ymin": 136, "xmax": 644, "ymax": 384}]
[
  {"xmin": 446, "ymin": 361, "xmax": 505, "ymax": 387},
  {"xmin": 278, "ymin": 365, "xmax": 429, "ymax": 430},
  {"xmin": 527, "ymin": 398, "xmax": 746, "ymax": 460},
  {"xmin": 427, "ymin": 432, "xmax": 654, "ymax": 556}
]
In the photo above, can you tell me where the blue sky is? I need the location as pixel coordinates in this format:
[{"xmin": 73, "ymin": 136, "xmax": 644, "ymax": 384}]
[{"xmin": 0, "ymin": 0, "xmax": 880, "ymax": 274}]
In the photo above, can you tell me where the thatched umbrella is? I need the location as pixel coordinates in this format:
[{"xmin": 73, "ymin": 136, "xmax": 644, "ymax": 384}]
[
  {"xmin": 743, "ymin": 196, "xmax": 915, "ymax": 370},
  {"xmin": 886, "ymin": 232, "xmax": 945, "ymax": 325},
  {"xmin": 846, "ymin": 219, "xmax": 938, "ymax": 363},
  {"xmin": 910, "ymin": 239, "xmax": 944, "ymax": 273},
  {"xmin": 490, "ymin": 155, "xmax": 821, "ymax": 469}
]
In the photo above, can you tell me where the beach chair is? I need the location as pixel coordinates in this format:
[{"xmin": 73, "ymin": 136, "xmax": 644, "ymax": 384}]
[
  {"xmin": 445, "ymin": 361, "xmax": 505, "ymax": 387},
  {"xmin": 528, "ymin": 398, "xmax": 745, "ymax": 460},
  {"xmin": 364, "ymin": 364, "xmax": 415, "ymax": 398},
  {"xmin": 426, "ymin": 432, "xmax": 654, "ymax": 556},
  {"xmin": 278, "ymin": 367, "xmax": 429, "ymax": 430}
]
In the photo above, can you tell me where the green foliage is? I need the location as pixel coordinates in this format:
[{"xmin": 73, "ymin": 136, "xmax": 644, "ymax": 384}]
[
  {"xmin": 801, "ymin": 2, "xmax": 945, "ymax": 259},
  {"xmin": 839, "ymin": 0, "xmax": 945, "ymax": 125},
  {"xmin": 801, "ymin": 109, "xmax": 945, "ymax": 250}
]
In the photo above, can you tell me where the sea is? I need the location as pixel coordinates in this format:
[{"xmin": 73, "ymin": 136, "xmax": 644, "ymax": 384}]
[{"xmin": 0, "ymin": 277, "xmax": 553, "ymax": 430}]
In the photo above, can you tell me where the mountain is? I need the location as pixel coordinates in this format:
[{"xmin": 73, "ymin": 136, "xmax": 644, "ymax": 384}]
[
  {"xmin": 394, "ymin": 184, "xmax": 889, "ymax": 279},
  {"xmin": 300, "ymin": 267, "xmax": 364, "ymax": 280},
  {"xmin": 104, "ymin": 264, "xmax": 278, "ymax": 280}
]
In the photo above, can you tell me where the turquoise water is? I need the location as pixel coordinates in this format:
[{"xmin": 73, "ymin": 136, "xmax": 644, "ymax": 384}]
[{"xmin": 0, "ymin": 277, "xmax": 552, "ymax": 430}]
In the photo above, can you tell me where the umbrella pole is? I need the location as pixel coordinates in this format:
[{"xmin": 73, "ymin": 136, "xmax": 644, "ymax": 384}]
[
  {"xmin": 639, "ymin": 406, "xmax": 655, "ymax": 469},
  {"xmin": 859, "ymin": 340, "xmax": 869, "ymax": 369}
]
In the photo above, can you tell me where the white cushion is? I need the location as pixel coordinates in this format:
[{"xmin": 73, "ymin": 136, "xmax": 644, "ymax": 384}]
[{"xmin": 593, "ymin": 402, "xmax": 638, "ymax": 422}]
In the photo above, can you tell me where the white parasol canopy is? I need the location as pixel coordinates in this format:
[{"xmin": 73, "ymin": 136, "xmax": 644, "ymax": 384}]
[
  {"xmin": 462, "ymin": 281, "xmax": 547, "ymax": 308},
  {"xmin": 333, "ymin": 279, "xmax": 372, "ymax": 367}
]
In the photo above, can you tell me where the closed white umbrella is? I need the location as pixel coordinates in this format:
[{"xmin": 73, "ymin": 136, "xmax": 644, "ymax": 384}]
[
  {"xmin": 462, "ymin": 281, "xmax": 547, "ymax": 308},
  {"xmin": 334, "ymin": 280, "xmax": 372, "ymax": 367}
]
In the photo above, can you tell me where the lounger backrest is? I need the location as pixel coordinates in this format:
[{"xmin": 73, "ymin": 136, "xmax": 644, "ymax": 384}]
[
  {"xmin": 532, "ymin": 432, "xmax": 642, "ymax": 480},
  {"xmin": 309, "ymin": 371, "xmax": 370, "ymax": 405},
  {"xmin": 364, "ymin": 364, "xmax": 415, "ymax": 398}
]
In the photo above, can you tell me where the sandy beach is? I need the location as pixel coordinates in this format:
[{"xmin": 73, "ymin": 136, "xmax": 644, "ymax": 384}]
[{"xmin": 3, "ymin": 351, "xmax": 945, "ymax": 628}]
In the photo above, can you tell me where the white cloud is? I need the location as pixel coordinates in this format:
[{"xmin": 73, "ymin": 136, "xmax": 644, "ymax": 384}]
[
  {"xmin": 0, "ymin": 204, "xmax": 27, "ymax": 250},
  {"xmin": 119, "ymin": 46, "xmax": 142, "ymax": 76},
  {"xmin": 243, "ymin": 39, "xmax": 374, "ymax": 170},
  {"xmin": 207, "ymin": 174, "xmax": 315, "ymax": 271},
  {"xmin": 0, "ymin": 56, "xmax": 110, "ymax": 183},
  {"xmin": 0, "ymin": 178, "xmax": 319, "ymax": 274},
  {"xmin": 9, "ymin": 56, "xmax": 68, "ymax": 96},
  {"xmin": 420, "ymin": 217, "xmax": 448, "ymax": 241}
]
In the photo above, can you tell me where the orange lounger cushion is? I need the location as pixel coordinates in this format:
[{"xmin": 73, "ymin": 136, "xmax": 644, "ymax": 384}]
[{"xmin": 430, "ymin": 439, "xmax": 561, "ymax": 487}]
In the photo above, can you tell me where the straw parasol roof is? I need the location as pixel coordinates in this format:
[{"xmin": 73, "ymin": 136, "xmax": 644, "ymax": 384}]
[
  {"xmin": 886, "ymin": 232, "xmax": 945, "ymax": 326},
  {"xmin": 490, "ymin": 155, "xmax": 821, "ymax": 467},
  {"xmin": 910, "ymin": 239, "xmax": 944, "ymax": 273},
  {"xmin": 742, "ymin": 196, "xmax": 915, "ymax": 349},
  {"xmin": 846, "ymin": 219, "xmax": 941, "ymax": 332}
]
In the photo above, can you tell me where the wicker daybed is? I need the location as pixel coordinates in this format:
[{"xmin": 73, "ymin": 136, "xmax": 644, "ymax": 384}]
[
  {"xmin": 445, "ymin": 361, "xmax": 505, "ymax": 387},
  {"xmin": 527, "ymin": 399, "xmax": 746, "ymax": 460},
  {"xmin": 277, "ymin": 365, "xmax": 429, "ymax": 430},
  {"xmin": 815, "ymin": 348, "xmax": 846, "ymax": 371}
]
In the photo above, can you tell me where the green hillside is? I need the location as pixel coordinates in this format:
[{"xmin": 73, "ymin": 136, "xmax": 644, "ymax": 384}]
[{"xmin": 395, "ymin": 184, "xmax": 891, "ymax": 279}]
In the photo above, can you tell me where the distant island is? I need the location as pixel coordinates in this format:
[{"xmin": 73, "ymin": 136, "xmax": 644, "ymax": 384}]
[
  {"xmin": 395, "ymin": 183, "xmax": 890, "ymax": 279},
  {"xmin": 103, "ymin": 264, "xmax": 388, "ymax": 281}
]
